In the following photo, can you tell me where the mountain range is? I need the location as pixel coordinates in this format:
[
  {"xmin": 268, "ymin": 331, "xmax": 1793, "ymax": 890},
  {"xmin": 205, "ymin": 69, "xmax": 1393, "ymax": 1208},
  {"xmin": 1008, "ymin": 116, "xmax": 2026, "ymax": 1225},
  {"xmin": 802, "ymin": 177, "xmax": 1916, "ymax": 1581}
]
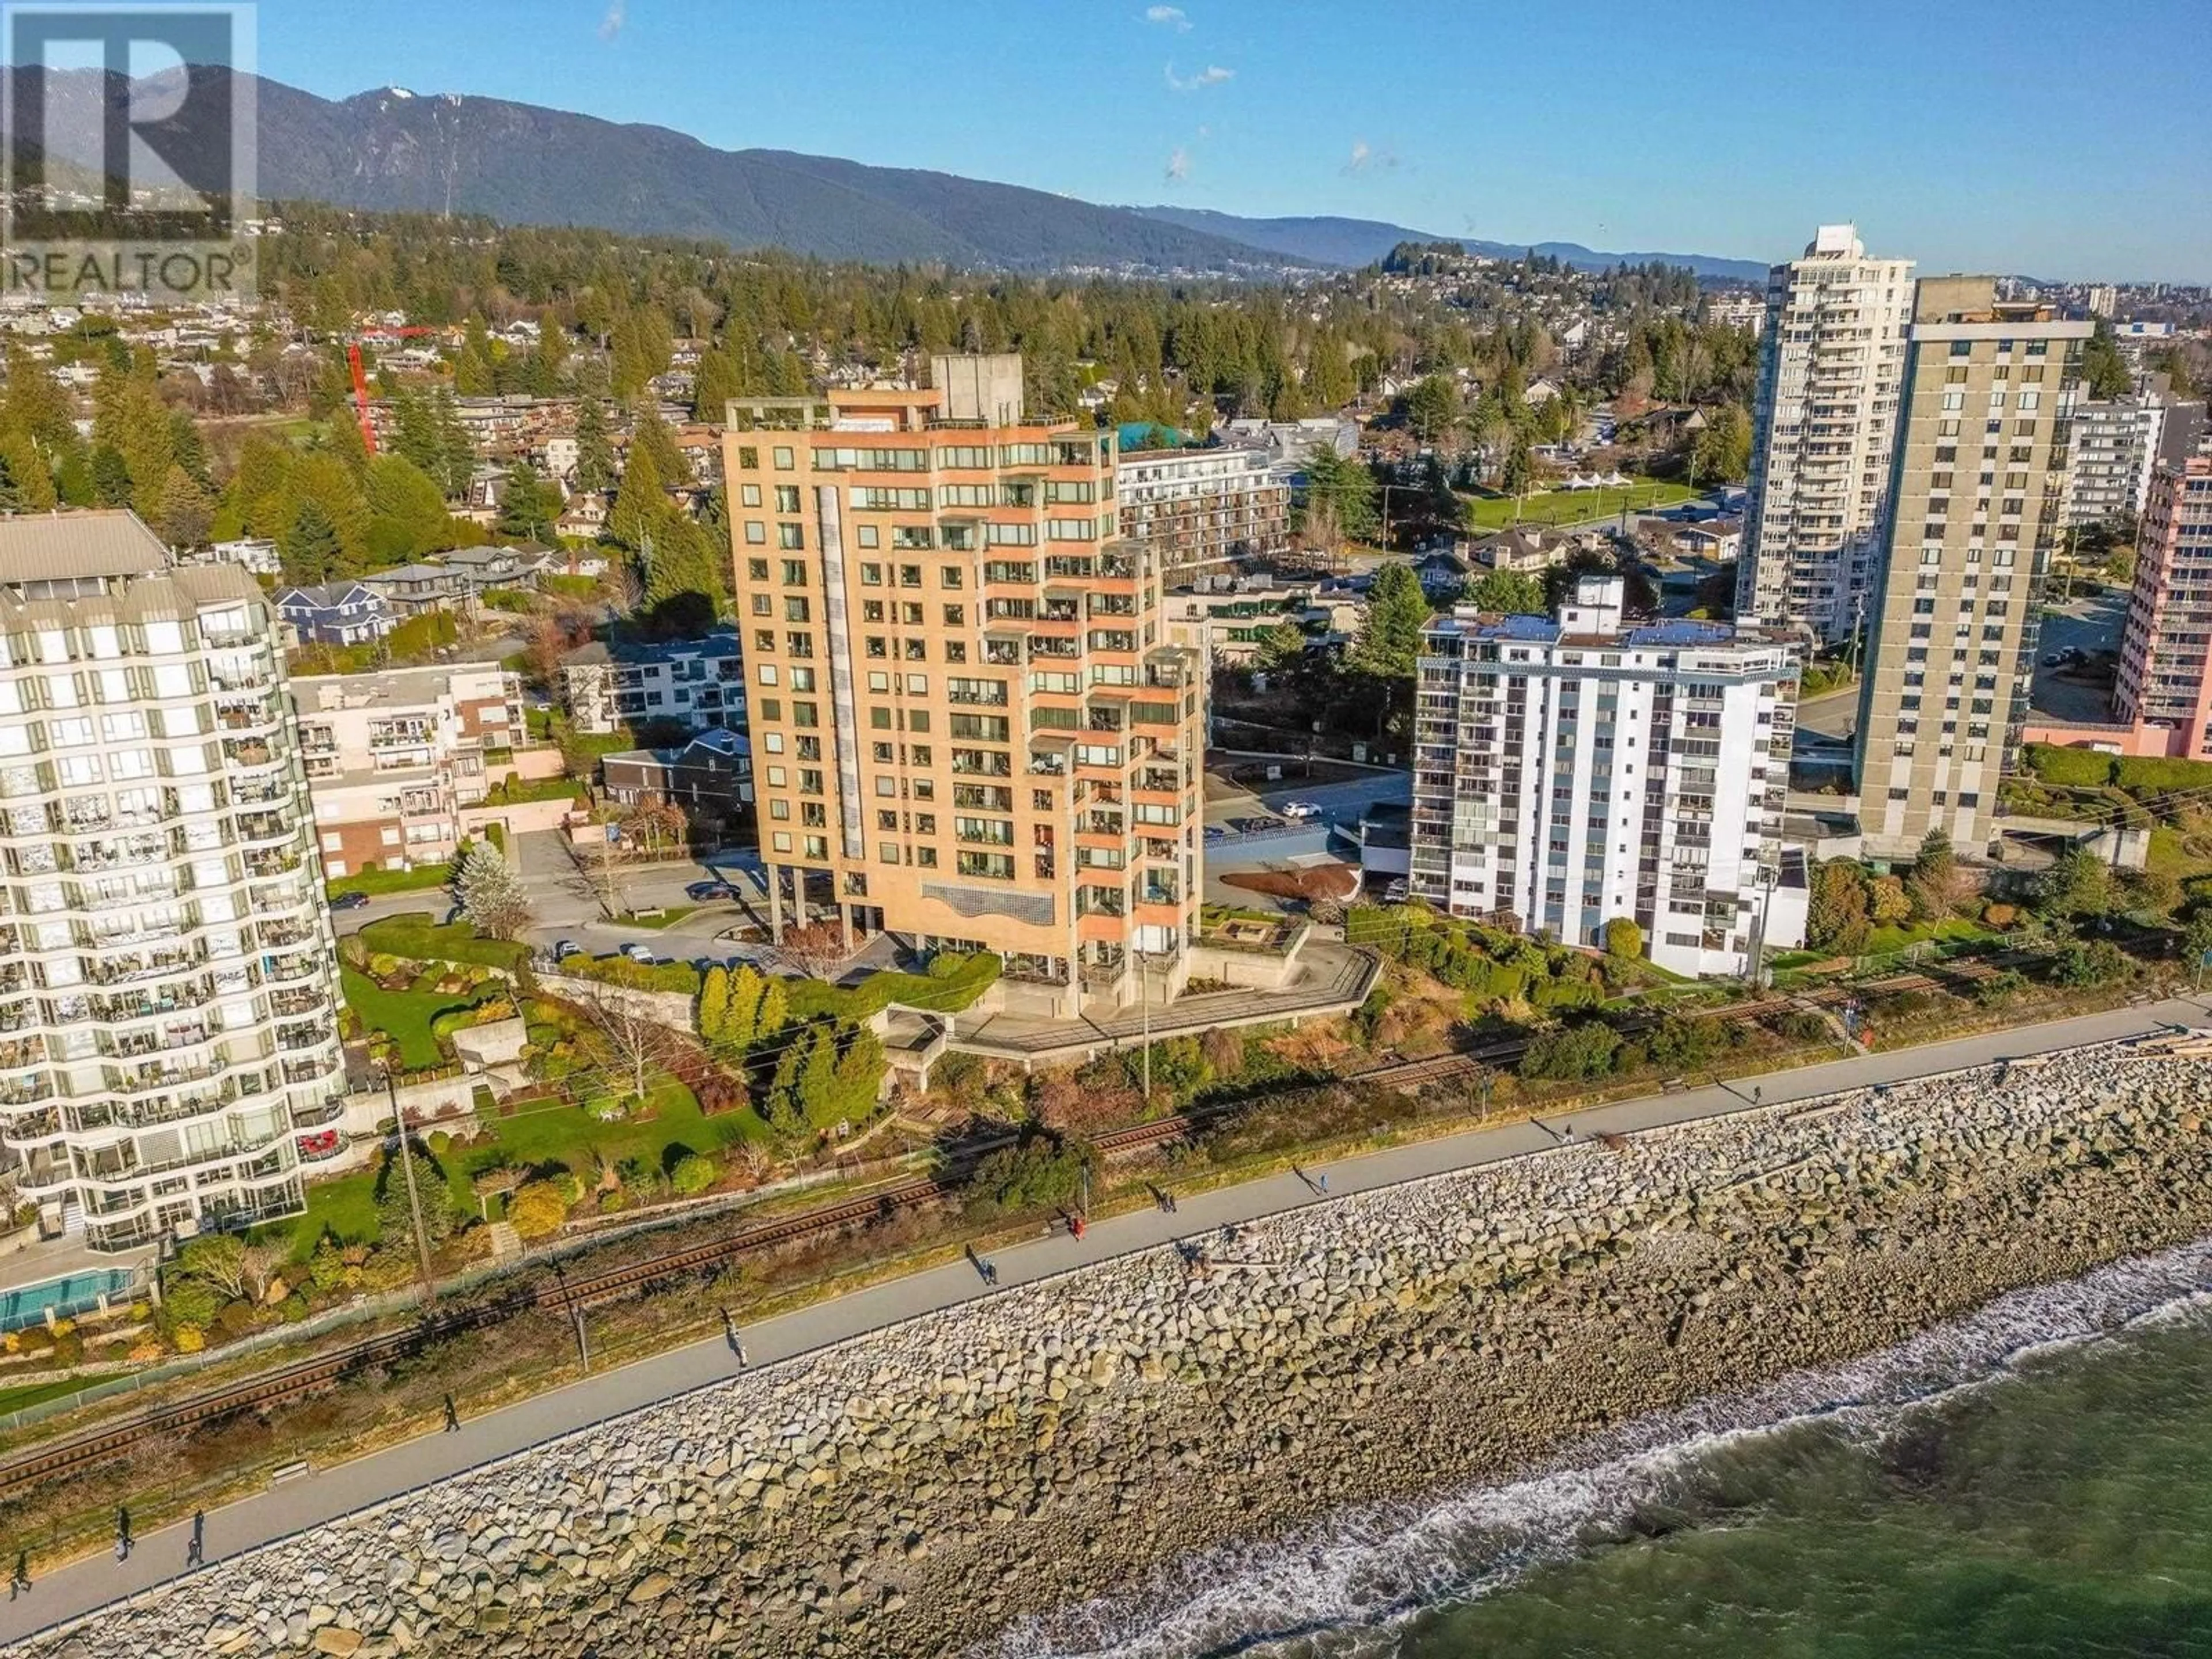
[
  {"xmin": 1124, "ymin": 207, "xmax": 1768, "ymax": 282},
  {"xmin": 10, "ymin": 66, "xmax": 1768, "ymax": 279}
]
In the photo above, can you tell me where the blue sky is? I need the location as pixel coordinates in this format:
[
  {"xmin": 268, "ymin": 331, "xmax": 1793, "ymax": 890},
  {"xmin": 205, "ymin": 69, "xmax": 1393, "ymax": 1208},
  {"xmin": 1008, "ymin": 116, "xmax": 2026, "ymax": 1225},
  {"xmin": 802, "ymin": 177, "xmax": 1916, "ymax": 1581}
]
[{"xmin": 248, "ymin": 0, "xmax": 2209, "ymax": 281}]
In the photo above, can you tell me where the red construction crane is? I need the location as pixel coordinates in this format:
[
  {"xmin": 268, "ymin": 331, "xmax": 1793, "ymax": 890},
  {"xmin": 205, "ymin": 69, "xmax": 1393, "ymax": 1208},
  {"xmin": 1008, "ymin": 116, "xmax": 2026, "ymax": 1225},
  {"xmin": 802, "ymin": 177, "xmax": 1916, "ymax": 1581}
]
[{"xmin": 344, "ymin": 326, "xmax": 444, "ymax": 454}]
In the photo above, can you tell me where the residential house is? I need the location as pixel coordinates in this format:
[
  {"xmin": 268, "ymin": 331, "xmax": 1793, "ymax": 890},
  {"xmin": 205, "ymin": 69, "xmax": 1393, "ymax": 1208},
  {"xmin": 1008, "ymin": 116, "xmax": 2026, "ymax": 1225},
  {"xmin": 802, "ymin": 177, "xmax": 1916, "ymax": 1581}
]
[
  {"xmin": 361, "ymin": 562, "xmax": 466, "ymax": 618},
  {"xmin": 204, "ymin": 536, "xmax": 281, "ymax": 577},
  {"xmin": 1412, "ymin": 548, "xmax": 1472, "ymax": 599},
  {"xmin": 599, "ymin": 728, "xmax": 754, "ymax": 839},
  {"xmin": 435, "ymin": 543, "xmax": 546, "ymax": 594},
  {"xmin": 275, "ymin": 580, "xmax": 391, "ymax": 646}
]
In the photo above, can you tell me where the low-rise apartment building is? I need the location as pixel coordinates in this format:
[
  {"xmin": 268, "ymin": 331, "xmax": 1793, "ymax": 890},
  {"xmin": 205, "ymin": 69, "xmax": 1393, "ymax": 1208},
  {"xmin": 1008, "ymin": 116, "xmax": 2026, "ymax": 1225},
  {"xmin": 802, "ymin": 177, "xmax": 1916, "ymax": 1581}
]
[
  {"xmin": 0, "ymin": 512, "xmax": 346, "ymax": 1251},
  {"xmin": 1116, "ymin": 444, "xmax": 1290, "ymax": 583},
  {"xmin": 1411, "ymin": 575, "xmax": 1805, "ymax": 978},
  {"xmin": 558, "ymin": 629, "xmax": 745, "ymax": 736},
  {"xmin": 292, "ymin": 664, "xmax": 525, "ymax": 876}
]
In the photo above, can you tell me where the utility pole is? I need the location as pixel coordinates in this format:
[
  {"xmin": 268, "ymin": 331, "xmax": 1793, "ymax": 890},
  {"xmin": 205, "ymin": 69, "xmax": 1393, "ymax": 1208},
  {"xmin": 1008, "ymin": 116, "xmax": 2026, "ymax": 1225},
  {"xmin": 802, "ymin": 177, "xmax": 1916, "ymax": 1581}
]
[
  {"xmin": 1138, "ymin": 949, "xmax": 1152, "ymax": 1104},
  {"xmin": 382, "ymin": 1069, "xmax": 436, "ymax": 1301}
]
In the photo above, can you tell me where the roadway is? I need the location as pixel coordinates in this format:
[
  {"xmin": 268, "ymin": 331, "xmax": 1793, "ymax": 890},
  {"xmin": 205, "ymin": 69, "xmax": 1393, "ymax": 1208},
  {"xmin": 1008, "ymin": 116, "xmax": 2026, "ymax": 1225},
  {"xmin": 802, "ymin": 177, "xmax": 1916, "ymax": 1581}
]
[{"xmin": 4, "ymin": 993, "xmax": 2202, "ymax": 1645}]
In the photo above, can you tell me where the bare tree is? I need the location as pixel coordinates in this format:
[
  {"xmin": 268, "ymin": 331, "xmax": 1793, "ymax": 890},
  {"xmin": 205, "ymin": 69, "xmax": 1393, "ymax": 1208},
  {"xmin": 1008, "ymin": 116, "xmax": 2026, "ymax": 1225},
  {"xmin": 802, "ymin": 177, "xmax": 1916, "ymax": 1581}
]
[
  {"xmin": 778, "ymin": 920, "xmax": 850, "ymax": 980},
  {"xmin": 241, "ymin": 1240, "xmax": 291, "ymax": 1303},
  {"xmin": 571, "ymin": 987, "xmax": 681, "ymax": 1107}
]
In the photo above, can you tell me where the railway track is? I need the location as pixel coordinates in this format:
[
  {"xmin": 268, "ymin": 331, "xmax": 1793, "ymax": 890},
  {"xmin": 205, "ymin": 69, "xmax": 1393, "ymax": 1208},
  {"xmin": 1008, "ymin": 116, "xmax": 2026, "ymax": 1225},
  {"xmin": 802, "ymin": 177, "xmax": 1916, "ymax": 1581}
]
[{"xmin": 0, "ymin": 952, "xmax": 2040, "ymax": 1497}]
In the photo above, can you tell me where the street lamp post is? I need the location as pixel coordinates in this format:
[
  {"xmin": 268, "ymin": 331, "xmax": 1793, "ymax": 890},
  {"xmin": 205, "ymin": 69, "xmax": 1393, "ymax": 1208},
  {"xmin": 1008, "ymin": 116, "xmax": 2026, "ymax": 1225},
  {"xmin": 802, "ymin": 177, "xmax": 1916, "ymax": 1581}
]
[{"xmin": 381, "ymin": 1067, "xmax": 436, "ymax": 1301}]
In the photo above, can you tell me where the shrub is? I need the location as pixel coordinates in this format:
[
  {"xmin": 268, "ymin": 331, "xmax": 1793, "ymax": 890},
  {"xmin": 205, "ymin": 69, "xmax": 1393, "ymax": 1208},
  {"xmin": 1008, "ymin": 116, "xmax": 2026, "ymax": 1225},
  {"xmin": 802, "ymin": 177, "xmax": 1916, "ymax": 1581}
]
[
  {"xmin": 507, "ymin": 1180, "xmax": 571, "ymax": 1240},
  {"xmin": 1519, "ymin": 1020, "xmax": 1622, "ymax": 1081},
  {"xmin": 1603, "ymin": 917, "xmax": 1643, "ymax": 960},
  {"xmin": 1983, "ymin": 902, "xmax": 2020, "ymax": 928},
  {"xmin": 963, "ymin": 1131, "xmax": 1091, "ymax": 1218},
  {"xmin": 359, "ymin": 914, "xmax": 530, "ymax": 974},
  {"xmin": 556, "ymin": 953, "xmax": 701, "ymax": 994},
  {"xmin": 669, "ymin": 1153, "xmax": 719, "ymax": 1195},
  {"xmin": 171, "ymin": 1324, "xmax": 205, "ymax": 1354}
]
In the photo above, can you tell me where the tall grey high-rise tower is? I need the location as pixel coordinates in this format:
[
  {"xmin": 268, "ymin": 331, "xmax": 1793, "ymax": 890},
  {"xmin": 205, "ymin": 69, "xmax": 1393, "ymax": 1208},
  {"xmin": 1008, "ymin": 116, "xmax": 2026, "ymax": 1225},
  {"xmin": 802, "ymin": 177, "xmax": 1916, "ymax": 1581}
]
[{"xmin": 1736, "ymin": 225, "xmax": 1915, "ymax": 640}]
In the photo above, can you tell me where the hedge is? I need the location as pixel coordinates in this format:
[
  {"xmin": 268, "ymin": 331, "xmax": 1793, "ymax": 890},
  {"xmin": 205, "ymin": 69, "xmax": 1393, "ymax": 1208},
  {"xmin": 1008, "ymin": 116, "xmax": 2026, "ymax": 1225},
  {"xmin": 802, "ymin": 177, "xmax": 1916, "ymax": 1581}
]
[
  {"xmin": 783, "ymin": 950, "xmax": 1002, "ymax": 1025},
  {"xmin": 358, "ymin": 914, "xmax": 531, "ymax": 974},
  {"xmin": 558, "ymin": 953, "xmax": 702, "ymax": 994}
]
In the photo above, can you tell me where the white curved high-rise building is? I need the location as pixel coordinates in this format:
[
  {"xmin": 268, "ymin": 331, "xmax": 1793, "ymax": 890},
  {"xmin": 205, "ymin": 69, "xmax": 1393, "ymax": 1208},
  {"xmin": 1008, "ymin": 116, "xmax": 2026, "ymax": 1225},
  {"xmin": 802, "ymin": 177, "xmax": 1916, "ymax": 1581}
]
[
  {"xmin": 1736, "ymin": 225, "xmax": 1915, "ymax": 640},
  {"xmin": 0, "ymin": 512, "xmax": 345, "ymax": 1253}
]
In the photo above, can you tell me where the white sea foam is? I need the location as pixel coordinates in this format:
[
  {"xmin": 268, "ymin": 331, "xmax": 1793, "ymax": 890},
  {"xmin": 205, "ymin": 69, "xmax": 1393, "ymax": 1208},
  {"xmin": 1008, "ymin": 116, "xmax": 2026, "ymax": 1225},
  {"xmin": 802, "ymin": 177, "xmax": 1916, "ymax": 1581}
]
[{"xmin": 987, "ymin": 1236, "xmax": 2212, "ymax": 1659}]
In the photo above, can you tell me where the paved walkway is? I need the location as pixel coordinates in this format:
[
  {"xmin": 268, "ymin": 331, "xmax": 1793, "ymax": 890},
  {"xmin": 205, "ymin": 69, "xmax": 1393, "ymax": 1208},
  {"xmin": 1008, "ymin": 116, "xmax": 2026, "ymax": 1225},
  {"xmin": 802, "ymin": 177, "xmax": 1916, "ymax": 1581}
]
[
  {"xmin": 948, "ymin": 941, "xmax": 1379, "ymax": 1060},
  {"xmin": 2, "ymin": 995, "xmax": 2203, "ymax": 1647}
]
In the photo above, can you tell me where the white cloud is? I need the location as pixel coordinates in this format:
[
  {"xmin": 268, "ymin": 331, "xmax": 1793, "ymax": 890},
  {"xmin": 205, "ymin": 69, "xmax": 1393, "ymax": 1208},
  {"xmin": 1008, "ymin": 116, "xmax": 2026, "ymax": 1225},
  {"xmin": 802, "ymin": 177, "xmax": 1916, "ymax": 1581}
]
[
  {"xmin": 1164, "ymin": 62, "xmax": 1233, "ymax": 92},
  {"xmin": 598, "ymin": 0, "xmax": 625, "ymax": 40},
  {"xmin": 1164, "ymin": 147, "xmax": 1191, "ymax": 183},
  {"xmin": 1343, "ymin": 138, "xmax": 1399, "ymax": 175},
  {"xmin": 1143, "ymin": 5, "xmax": 1191, "ymax": 29}
]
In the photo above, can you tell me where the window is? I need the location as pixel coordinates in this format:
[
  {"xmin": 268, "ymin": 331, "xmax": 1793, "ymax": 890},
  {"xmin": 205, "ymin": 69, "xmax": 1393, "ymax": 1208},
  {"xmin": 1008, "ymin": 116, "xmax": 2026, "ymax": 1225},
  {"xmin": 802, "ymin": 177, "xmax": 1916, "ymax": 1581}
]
[
  {"xmin": 782, "ymin": 560, "xmax": 806, "ymax": 585},
  {"xmin": 775, "ymin": 485, "xmax": 801, "ymax": 513},
  {"xmin": 777, "ymin": 524, "xmax": 803, "ymax": 550},
  {"xmin": 772, "ymin": 446, "xmax": 794, "ymax": 469},
  {"xmin": 744, "ymin": 522, "xmax": 766, "ymax": 544},
  {"xmin": 857, "ymin": 524, "xmax": 880, "ymax": 548}
]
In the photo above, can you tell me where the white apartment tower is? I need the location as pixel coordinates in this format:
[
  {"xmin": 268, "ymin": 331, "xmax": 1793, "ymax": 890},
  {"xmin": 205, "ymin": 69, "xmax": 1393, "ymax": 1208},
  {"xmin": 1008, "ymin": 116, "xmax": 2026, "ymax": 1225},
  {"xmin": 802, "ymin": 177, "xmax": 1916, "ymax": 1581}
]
[
  {"xmin": 0, "ymin": 513, "xmax": 346, "ymax": 1252},
  {"xmin": 1736, "ymin": 225, "xmax": 1915, "ymax": 639},
  {"xmin": 1411, "ymin": 577, "xmax": 1807, "ymax": 979}
]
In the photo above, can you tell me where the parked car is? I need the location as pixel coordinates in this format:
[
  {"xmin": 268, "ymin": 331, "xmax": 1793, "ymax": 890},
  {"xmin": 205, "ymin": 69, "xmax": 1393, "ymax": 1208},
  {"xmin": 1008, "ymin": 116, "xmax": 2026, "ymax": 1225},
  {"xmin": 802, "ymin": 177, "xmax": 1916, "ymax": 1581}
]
[
  {"xmin": 622, "ymin": 943, "xmax": 658, "ymax": 964},
  {"xmin": 329, "ymin": 891, "xmax": 370, "ymax": 911},
  {"xmin": 552, "ymin": 938, "xmax": 579, "ymax": 960},
  {"xmin": 686, "ymin": 880, "xmax": 734, "ymax": 902},
  {"xmin": 1281, "ymin": 800, "xmax": 1323, "ymax": 820},
  {"xmin": 1382, "ymin": 877, "xmax": 1410, "ymax": 904},
  {"xmin": 1202, "ymin": 825, "xmax": 1227, "ymax": 844}
]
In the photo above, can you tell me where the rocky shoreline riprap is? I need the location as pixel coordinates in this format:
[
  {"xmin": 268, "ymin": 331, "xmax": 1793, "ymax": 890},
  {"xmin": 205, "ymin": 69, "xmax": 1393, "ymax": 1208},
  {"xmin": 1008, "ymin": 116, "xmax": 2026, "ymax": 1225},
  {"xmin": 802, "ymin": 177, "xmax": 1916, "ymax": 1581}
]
[{"xmin": 15, "ymin": 1039, "xmax": 2212, "ymax": 1659}]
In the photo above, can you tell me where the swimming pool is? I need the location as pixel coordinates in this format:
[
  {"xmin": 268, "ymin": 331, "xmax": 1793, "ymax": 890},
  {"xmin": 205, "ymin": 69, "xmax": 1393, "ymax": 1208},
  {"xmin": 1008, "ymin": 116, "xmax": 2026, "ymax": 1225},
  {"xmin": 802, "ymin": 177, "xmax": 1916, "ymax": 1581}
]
[{"xmin": 0, "ymin": 1267, "xmax": 137, "ymax": 1332}]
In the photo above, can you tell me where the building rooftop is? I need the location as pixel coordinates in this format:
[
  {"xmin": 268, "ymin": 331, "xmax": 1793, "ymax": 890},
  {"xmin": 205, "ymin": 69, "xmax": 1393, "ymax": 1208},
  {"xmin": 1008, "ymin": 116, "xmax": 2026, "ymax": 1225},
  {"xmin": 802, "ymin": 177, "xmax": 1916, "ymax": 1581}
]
[
  {"xmin": 291, "ymin": 661, "xmax": 510, "ymax": 713},
  {"xmin": 0, "ymin": 509, "xmax": 168, "ymax": 585}
]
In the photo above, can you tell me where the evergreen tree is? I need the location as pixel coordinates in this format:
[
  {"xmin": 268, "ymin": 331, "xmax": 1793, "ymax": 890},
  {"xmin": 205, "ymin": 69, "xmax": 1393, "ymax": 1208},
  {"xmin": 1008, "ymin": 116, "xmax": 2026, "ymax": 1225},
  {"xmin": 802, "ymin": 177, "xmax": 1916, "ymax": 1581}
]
[
  {"xmin": 152, "ymin": 464, "xmax": 215, "ymax": 548},
  {"xmin": 0, "ymin": 431, "xmax": 55, "ymax": 511},
  {"xmin": 608, "ymin": 438, "xmax": 664, "ymax": 551},
  {"xmin": 796, "ymin": 1023, "xmax": 839, "ymax": 1128},
  {"xmin": 451, "ymin": 839, "xmax": 532, "ymax": 938},
  {"xmin": 497, "ymin": 461, "xmax": 559, "ymax": 543},
  {"xmin": 725, "ymin": 964, "xmax": 763, "ymax": 1049},
  {"xmin": 573, "ymin": 396, "xmax": 613, "ymax": 494},
  {"xmin": 363, "ymin": 453, "xmax": 452, "ymax": 562},
  {"xmin": 691, "ymin": 345, "xmax": 741, "ymax": 423},
  {"xmin": 282, "ymin": 498, "xmax": 343, "ymax": 585},
  {"xmin": 697, "ymin": 965, "xmax": 730, "ymax": 1045},
  {"xmin": 90, "ymin": 444, "xmax": 132, "ymax": 507},
  {"xmin": 1347, "ymin": 563, "xmax": 1432, "ymax": 682},
  {"xmin": 429, "ymin": 388, "xmax": 475, "ymax": 496},
  {"xmin": 755, "ymin": 978, "xmax": 788, "ymax": 1043}
]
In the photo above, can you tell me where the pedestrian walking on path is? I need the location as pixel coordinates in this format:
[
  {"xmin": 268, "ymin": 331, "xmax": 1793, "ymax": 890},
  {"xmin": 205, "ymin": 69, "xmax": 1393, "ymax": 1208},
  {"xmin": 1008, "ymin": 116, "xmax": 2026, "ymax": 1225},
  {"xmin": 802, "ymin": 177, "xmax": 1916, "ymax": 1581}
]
[
  {"xmin": 113, "ymin": 1510, "xmax": 130, "ymax": 1565},
  {"xmin": 966, "ymin": 1245, "xmax": 998, "ymax": 1286},
  {"xmin": 721, "ymin": 1308, "xmax": 746, "ymax": 1364},
  {"xmin": 1317, "ymin": 1172, "xmax": 1330, "ymax": 1194},
  {"xmin": 185, "ymin": 1512, "xmax": 204, "ymax": 1569},
  {"xmin": 442, "ymin": 1394, "xmax": 461, "ymax": 1433},
  {"xmin": 9, "ymin": 1551, "xmax": 28, "ymax": 1600}
]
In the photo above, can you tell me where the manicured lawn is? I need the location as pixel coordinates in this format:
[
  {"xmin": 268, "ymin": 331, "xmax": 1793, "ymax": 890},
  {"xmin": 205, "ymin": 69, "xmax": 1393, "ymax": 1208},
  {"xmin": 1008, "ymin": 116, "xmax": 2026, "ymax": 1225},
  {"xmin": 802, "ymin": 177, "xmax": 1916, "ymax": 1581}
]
[
  {"xmin": 340, "ymin": 965, "xmax": 478, "ymax": 1070},
  {"xmin": 485, "ymin": 777, "xmax": 584, "ymax": 806},
  {"xmin": 272, "ymin": 1080, "xmax": 772, "ymax": 1253},
  {"xmin": 616, "ymin": 905, "xmax": 700, "ymax": 930},
  {"xmin": 0, "ymin": 1376, "xmax": 97, "ymax": 1415},
  {"xmin": 1861, "ymin": 918, "xmax": 1994, "ymax": 957},
  {"xmin": 1460, "ymin": 479, "xmax": 1695, "ymax": 532},
  {"xmin": 326, "ymin": 863, "xmax": 451, "ymax": 900}
]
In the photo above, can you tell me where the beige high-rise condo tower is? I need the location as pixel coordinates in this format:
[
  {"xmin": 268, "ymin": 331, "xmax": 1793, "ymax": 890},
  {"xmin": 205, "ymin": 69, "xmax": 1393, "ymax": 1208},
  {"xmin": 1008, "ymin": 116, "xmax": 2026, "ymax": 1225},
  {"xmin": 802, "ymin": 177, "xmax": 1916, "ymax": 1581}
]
[
  {"xmin": 0, "ymin": 512, "xmax": 347, "ymax": 1251},
  {"xmin": 1736, "ymin": 225, "xmax": 1915, "ymax": 640},
  {"xmin": 721, "ymin": 356, "xmax": 1206, "ymax": 1015},
  {"xmin": 1853, "ymin": 279, "xmax": 2089, "ymax": 858}
]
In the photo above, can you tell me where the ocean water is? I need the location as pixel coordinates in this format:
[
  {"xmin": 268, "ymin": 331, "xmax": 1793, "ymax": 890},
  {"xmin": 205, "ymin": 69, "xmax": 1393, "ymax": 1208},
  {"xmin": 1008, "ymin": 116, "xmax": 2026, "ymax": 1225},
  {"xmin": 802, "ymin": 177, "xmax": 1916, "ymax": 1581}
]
[{"xmin": 997, "ymin": 1238, "xmax": 2212, "ymax": 1659}]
